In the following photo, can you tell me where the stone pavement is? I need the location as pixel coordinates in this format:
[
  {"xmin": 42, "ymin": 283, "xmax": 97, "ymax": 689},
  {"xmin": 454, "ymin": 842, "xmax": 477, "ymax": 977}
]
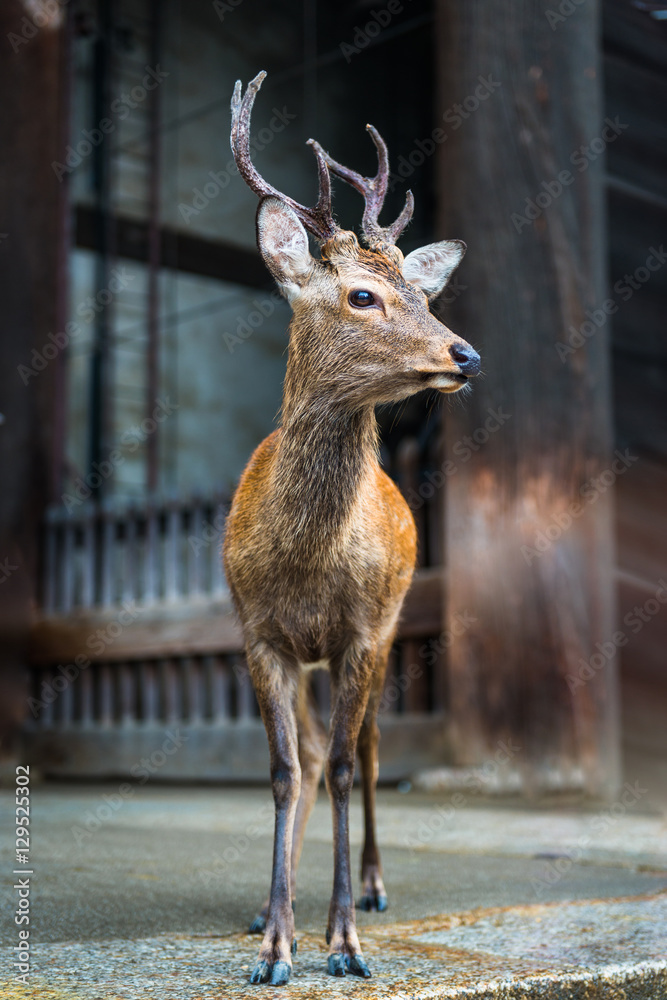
[{"xmin": 1, "ymin": 784, "xmax": 666, "ymax": 998}]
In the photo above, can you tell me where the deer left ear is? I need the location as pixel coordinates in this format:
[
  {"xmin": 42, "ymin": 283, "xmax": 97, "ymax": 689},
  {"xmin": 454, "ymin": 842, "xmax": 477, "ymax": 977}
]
[{"xmin": 402, "ymin": 239, "xmax": 466, "ymax": 300}]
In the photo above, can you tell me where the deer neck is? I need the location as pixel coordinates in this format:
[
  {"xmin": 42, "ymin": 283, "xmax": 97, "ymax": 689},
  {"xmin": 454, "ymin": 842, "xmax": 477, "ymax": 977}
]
[{"xmin": 272, "ymin": 388, "xmax": 379, "ymax": 552}]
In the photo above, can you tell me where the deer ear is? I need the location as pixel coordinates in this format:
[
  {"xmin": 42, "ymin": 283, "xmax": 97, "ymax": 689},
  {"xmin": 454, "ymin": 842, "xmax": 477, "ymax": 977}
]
[
  {"xmin": 402, "ymin": 239, "xmax": 466, "ymax": 300},
  {"xmin": 256, "ymin": 197, "xmax": 314, "ymax": 302}
]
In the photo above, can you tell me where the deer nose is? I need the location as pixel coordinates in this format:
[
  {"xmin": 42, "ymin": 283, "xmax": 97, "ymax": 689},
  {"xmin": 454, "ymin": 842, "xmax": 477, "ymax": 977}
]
[{"xmin": 449, "ymin": 343, "xmax": 480, "ymax": 376}]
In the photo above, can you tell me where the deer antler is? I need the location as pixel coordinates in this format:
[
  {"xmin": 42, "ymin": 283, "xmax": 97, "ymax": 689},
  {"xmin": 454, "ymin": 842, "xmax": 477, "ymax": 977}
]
[
  {"xmin": 231, "ymin": 71, "xmax": 338, "ymax": 244},
  {"xmin": 311, "ymin": 126, "xmax": 414, "ymax": 247}
]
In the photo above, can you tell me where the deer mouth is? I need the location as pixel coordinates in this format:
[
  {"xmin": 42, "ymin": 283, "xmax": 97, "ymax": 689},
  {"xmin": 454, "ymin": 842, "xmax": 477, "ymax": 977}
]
[{"xmin": 421, "ymin": 371, "xmax": 469, "ymax": 393}]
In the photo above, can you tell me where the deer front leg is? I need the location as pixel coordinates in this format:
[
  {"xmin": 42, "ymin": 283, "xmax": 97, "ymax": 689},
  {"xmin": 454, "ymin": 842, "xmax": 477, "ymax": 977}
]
[
  {"xmin": 249, "ymin": 676, "xmax": 326, "ymax": 935},
  {"xmin": 247, "ymin": 647, "xmax": 300, "ymax": 986},
  {"xmin": 325, "ymin": 651, "xmax": 375, "ymax": 979}
]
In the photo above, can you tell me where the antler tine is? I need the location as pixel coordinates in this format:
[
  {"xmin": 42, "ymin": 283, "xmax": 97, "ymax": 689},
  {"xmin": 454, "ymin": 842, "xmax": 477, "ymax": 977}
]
[
  {"xmin": 365, "ymin": 125, "xmax": 414, "ymax": 244},
  {"xmin": 305, "ymin": 138, "xmax": 335, "ymax": 232},
  {"xmin": 230, "ymin": 71, "xmax": 338, "ymax": 243},
  {"xmin": 384, "ymin": 189, "xmax": 415, "ymax": 244},
  {"xmin": 364, "ymin": 125, "xmax": 390, "ymax": 208},
  {"xmin": 313, "ymin": 124, "xmax": 414, "ymax": 247}
]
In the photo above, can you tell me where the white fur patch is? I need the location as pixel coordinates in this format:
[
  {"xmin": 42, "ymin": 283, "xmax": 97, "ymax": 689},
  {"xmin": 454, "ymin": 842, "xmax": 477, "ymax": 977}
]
[
  {"xmin": 429, "ymin": 373, "xmax": 462, "ymax": 389},
  {"xmin": 298, "ymin": 659, "xmax": 329, "ymax": 673}
]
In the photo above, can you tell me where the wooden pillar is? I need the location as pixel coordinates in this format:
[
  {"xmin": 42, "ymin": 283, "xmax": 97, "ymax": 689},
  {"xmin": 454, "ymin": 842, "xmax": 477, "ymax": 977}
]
[
  {"xmin": 436, "ymin": 1, "xmax": 619, "ymax": 795},
  {"xmin": 0, "ymin": 4, "xmax": 68, "ymax": 757}
]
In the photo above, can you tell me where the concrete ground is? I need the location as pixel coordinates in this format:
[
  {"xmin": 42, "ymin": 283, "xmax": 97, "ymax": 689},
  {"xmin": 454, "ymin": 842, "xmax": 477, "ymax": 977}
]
[{"xmin": 1, "ymin": 783, "xmax": 667, "ymax": 998}]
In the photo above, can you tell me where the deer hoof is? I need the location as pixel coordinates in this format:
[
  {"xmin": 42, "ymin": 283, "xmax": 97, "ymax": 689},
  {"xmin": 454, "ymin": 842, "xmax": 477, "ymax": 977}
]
[
  {"xmin": 248, "ymin": 913, "xmax": 267, "ymax": 934},
  {"xmin": 327, "ymin": 953, "xmax": 346, "ymax": 977},
  {"xmin": 358, "ymin": 891, "xmax": 388, "ymax": 912},
  {"xmin": 249, "ymin": 959, "xmax": 271, "ymax": 984},
  {"xmin": 327, "ymin": 952, "xmax": 372, "ymax": 978},
  {"xmin": 270, "ymin": 960, "xmax": 292, "ymax": 985},
  {"xmin": 249, "ymin": 958, "xmax": 291, "ymax": 986},
  {"xmin": 347, "ymin": 953, "xmax": 372, "ymax": 978}
]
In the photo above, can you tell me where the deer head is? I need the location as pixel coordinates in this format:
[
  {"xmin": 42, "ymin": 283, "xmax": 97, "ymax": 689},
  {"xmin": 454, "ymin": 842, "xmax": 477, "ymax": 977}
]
[{"xmin": 231, "ymin": 72, "xmax": 480, "ymax": 411}]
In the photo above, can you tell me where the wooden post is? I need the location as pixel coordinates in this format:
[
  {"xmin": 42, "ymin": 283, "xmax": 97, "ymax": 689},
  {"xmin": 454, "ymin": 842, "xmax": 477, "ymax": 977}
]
[
  {"xmin": 0, "ymin": 4, "xmax": 68, "ymax": 757},
  {"xmin": 436, "ymin": 0, "xmax": 620, "ymax": 795}
]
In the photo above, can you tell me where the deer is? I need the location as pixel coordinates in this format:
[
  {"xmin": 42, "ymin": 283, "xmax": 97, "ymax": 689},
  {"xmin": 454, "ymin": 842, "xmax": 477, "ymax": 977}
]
[{"xmin": 223, "ymin": 71, "xmax": 480, "ymax": 986}]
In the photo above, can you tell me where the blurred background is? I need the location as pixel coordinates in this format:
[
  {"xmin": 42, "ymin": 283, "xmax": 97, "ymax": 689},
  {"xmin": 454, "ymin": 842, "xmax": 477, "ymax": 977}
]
[{"xmin": 0, "ymin": 0, "xmax": 665, "ymax": 804}]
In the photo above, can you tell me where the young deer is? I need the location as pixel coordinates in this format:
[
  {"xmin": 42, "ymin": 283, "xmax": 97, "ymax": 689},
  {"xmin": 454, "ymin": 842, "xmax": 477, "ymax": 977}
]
[{"xmin": 223, "ymin": 72, "xmax": 480, "ymax": 986}]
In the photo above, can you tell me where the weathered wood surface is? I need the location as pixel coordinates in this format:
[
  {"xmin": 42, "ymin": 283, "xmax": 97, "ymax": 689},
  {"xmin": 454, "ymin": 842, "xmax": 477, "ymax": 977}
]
[
  {"xmin": 22, "ymin": 714, "xmax": 450, "ymax": 782},
  {"xmin": 28, "ymin": 595, "xmax": 244, "ymax": 664},
  {"xmin": 0, "ymin": 4, "xmax": 68, "ymax": 752},
  {"xmin": 615, "ymin": 455, "xmax": 667, "ymax": 687},
  {"xmin": 436, "ymin": 0, "xmax": 619, "ymax": 795},
  {"xmin": 27, "ymin": 567, "xmax": 444, "ymax": 665},
  {"xmin": 615, "ymin": 456, "xmax": 667, "ymax": 591}
]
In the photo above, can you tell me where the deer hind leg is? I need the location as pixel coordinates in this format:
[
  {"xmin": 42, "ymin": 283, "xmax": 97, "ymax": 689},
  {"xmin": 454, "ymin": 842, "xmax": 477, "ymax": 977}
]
[
  {"xmin": 357, "ymin": 655, "xmax": 389, "ymax": 912},
  {"xmin": 249, "ymin": 673, "xmax": 326, "ymax": 935},
  {"xmin": 325, "ymin": 647, "xmax": 375, "ymax": 979},
  {"xmin": 291, "ymin": 674, "xmax": 327, "ymax": 900},
  {"xmin": 246, "ymin": 644, "xmax": 300, "ymax": 987}
]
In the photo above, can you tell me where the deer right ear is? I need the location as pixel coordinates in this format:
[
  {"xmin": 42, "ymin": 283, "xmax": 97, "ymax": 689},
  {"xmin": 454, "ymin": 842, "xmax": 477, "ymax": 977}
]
[{"xmin": 256, "ymin": 197, "xmax": 314, "ymax": 302}]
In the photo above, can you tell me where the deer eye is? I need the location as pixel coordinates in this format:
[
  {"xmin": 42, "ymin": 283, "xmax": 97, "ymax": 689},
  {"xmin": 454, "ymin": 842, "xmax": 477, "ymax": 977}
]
[{"xmin": 349, "ymin": 289, "xmax": 376, "ymax": 308}]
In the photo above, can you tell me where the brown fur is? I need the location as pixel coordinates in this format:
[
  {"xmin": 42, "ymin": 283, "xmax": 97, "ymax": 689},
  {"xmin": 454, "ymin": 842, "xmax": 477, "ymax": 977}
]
[{"xmin": 223, "ymin": 227, "xmax": 477, "ymax": 985}]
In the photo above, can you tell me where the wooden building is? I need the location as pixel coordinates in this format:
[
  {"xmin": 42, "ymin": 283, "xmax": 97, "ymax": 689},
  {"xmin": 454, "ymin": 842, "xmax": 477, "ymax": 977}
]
[{"xmin": 0, "ymin": 0, "xmax": 664, "ymax": 795}]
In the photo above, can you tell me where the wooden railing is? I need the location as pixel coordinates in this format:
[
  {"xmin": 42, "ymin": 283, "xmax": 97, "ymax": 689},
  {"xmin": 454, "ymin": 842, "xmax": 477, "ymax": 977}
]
[{"xmin": 41, "ymin": 494, "xmax": 229, "ymax": 614}]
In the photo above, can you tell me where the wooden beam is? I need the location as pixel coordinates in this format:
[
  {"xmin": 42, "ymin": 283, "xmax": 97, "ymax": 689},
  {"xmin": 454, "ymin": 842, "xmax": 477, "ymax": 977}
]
[
  {"xmin": 28, "ymin": 596, "xmax": 244, "ymax": 664},
  {"xmin": 74, "ymin": 205, "xmax": 272, "ymax": 290},
  {"xmin": 436, "ymin": 0, "xmax": 620, "ymax": 796},
  {"xmin": 0, "ymin": 4, "xmax": 68, "ymax": 756}
]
